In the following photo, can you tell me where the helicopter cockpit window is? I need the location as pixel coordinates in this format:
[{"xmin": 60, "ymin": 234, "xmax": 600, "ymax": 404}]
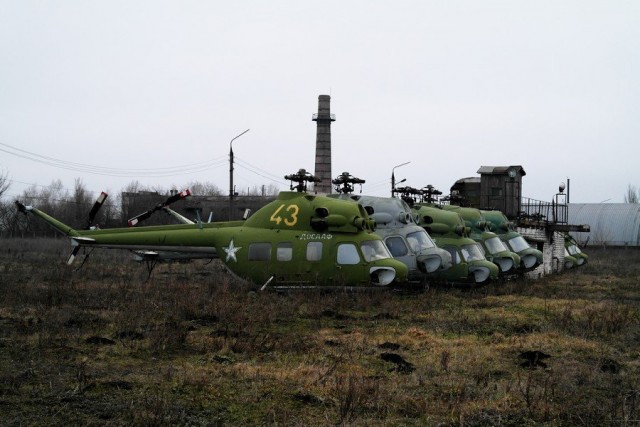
[
  {"xmin": 406, "ymin": 230, "xmax": 436, "ymax": 252},
  {"xmin": 385, "ymin": 236, "xmax": 408, "ymax": 257},
  {"xmin": 484, "ymin": 236, "xmax": 507, "ymax": 255},
  {"xmin": 337, "ymin": 243, "xmax": 360, "ymax": 265},
  {"xmin": 277, "ymin": 242, "xmax": 293, "ymax": 261},
  {"xmin": 306, "ymin": 242, "xmax": 323, "ymax": 262},
  {"xmin": 567, "ymin": 244, "xmax": 581, "ymax": 255},
  {"xmin": 507, "ymin": 236, "xmax": 530, "ymax": 253},
  {"xmin": 248, "ymin": 243, "xmax": 271, "ymax": 261},
  {"xmin": 361, "ymin": 240, "xmax": 391, "ymax": 261},
  {"xmin": 443, "ymin": 246, "xmax": 461, "ymax": 264},
  {"xmin": 461, "ymin": 243, "xmax": 485, "ymax": 262}
]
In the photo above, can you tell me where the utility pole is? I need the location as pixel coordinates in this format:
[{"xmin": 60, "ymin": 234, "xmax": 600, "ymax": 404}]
[
  {"xmin": 391, "ymin": 162, "xmax": 410, "ymax": 197},
  {"xmin": 229, "ymin": 129, "xmax": 250, "ymax": 220}
]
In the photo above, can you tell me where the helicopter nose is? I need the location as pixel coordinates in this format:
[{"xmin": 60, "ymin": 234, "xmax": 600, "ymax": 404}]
[
  {"xmin": 469, "ymin": 265, "xmax": 491, "ymax": 283},
  {"xmin": 494, "ymin": 257, "xmax": 514, "ymax": 273},
  {"xmin": 416, "ymin": 254, "xmax": 442, "ymax": 273},
  {"xmin": 521, "ymin": 254, "xmax": 538, "ymax": 269},
  {"xmin": 369, "ymin": 266, "xmax": 397, "ymax": 286}
]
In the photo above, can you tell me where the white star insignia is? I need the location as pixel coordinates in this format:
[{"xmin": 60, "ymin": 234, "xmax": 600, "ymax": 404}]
[{"xmin": 223, "ymin": 239, "xmax": 242, "ymax": 262}]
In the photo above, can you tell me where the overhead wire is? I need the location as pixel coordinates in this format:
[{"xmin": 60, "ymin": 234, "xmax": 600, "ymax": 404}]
[
  {"xmin": 1, "ymin": 142, "xmax": 297, "ymax": 197},
  {"xmin": 0, "ymin": 141, "xmax": 228, "ymax": 177},
  {"xmin": 235, "ymin": 157, "xmax": 285, "ymax": 182},
  {"xmin": 364, "ymin": 178, "xmax": 392, "ymax": 191},
  {"xmin": 234, "ymin": 158, "xmax": 287, "ymax": 186}
]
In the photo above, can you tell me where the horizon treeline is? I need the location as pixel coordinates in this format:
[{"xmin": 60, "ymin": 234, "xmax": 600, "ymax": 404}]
[{"xmin": 0, "ymin": 176, "xmax": 279, "ymax": 236}]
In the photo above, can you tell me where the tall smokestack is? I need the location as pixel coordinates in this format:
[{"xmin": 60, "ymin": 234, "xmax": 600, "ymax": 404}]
[{"xmin": 312, "ymin": 95, "xmax": 335, "ymax": 194}]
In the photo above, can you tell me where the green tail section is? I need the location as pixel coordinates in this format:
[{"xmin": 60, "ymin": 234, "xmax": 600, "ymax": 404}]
[{"xmin": 27, "ymin": 207, "xmax": 80, "ymax": 237}]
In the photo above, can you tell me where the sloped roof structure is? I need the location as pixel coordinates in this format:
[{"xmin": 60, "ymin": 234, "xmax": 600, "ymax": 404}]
[
  {"xmin": 477, "ymin": 165, "xmax": 526, "ymax": 176},
  {"xmin": 569, "ymin": 203, "xmax": 640, "ymax": 246}
]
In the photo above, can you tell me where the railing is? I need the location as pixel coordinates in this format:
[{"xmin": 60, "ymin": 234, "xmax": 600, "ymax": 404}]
[
  {"xmin": 312, "ymin": 113, "xmax": 336, "ymax": 121},
  {"xmin": 520, "ymin": 197, "xmax": 567, "ymax": 224}
]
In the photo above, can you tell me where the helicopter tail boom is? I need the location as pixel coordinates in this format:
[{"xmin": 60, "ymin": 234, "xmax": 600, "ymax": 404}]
[{"xmin": 16, "ymin": 203, "xmax": 81, "ymax": 237}]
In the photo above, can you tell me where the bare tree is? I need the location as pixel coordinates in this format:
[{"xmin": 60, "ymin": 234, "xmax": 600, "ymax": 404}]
[
  {"xmin": 624, "ymin": 184, "xmax": 639, "ymax": 203},
  {"xmin": 245, "ymin": 184, "xmax": 280, "ymax": 196},
  {"xmin": 0, "ymin": 201, "xmax": 13, "ymax": 233},
  {"xmin": 12, "ymin": 179, "xmax": 70, "ymax": 235},
  {"xmin": 263, "ymin": 183, "xmax": 280, "ymax": 196},
  {"xmin": 71, "ymin": 178, "xmax": 93, "ymax": 226},
  {"xmin": 187, "ymin": 181, "xmax": 222, "ymax": 196},
  {"xmin": 122, "ymin": 180, "xmax": 145, "ymax": 194},
  {"xmin": 150, "ymin": 184, "xmax": 168, "ymax": 195},
  {"xmin": 100, "ymin": 189, "xmax": 120, "ymax": 228},
  {"xmin": 0, "ymin": 169, "xmax": 10, "ymax": 200}
]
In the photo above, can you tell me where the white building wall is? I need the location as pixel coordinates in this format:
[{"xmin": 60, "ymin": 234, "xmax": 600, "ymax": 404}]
[
  {"xmin": 517, "ymin": 227, "xmax": 566, "ymax": 278},
  {"xmin": 551, "ymin": 231, "xmax": 565, "ymax": 273}
]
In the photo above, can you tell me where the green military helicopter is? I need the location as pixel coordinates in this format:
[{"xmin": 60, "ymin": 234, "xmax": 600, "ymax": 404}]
[
  {"xmin": 563, "ymin": 249, "xmax": 580, "ymax": 270},
  {"xmin": 328, "ymin": 172, "xmax": 452, "ymax": 284},
  {"xmin": 413, "ymin": 204, "xmax": 500, "ymax": 285},
  {"xmin": 15, "ymin": 169, "xmax": 409, "ymax": 289},
  {"xmin": 564, "ymin": 234, "xmax": 588, "ymax": 268},
  {"xmin": 481, "ymin": 209, "xmax": 543, "ymax": 271},
  {"xmin": 440, "ymin": 204, "xmax": 521, "ymax": 276},
  {"xmin": 393, "ymin": 186, "xmax": 499, "ymax": 285}
]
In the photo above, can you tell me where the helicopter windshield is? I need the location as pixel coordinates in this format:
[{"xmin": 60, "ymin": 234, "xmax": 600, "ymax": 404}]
[
  {"xmin": 406, "ymin": 230, "xmax": 435, "ymax": 252},
  {"xmin": 484, "ymin": 236, "xmax": 508, "ymax": 255},
  {"xmin": 507, "ymin": 236, "xmax": 531, "ymax": 253},
  {"xmin": 567, "ymin": 244, "xmax": 581, "ymax": 255},
  {"xmin": 442, "ymin": 246, "xmax": 461, "ymax": 264},
  {"xmin": 361, "ymin": 240, "xmax": 392, "ymax": 261},
  {"xmin": 460, "ymin": 243, "xmax": 485, "ymax": 262}
]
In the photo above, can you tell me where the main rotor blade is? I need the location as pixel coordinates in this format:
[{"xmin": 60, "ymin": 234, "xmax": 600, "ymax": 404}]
[
  {"xmin": 86, "ymin": 192, "xmax": 108, "ymax": 229},
  {"xmin": 128, "ymin": 210, "xmax": 154, "ymax": 227},
  {"xmin": 164, "ymin": 189, "xmax": 191, "ymax": 205},
  {"xmin": 128, "ymin": 189, "xmax": 191, "ymax": 226}
]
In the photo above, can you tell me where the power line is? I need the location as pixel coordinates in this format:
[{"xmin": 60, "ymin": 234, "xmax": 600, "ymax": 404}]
[
  {"xmin": 366, "ymin": 178, "xmax": 392, "ymax": 190},
  {"xmin": 235, "ymin": 157, "xmax": 285, "ymax": 182},
  {"xmin": 0, "ymin": 141, "xmax": 228, "ymax": 177},
  {"xmin": 235, "ymin": 161, "xmax": 286, "ymax": 186},
  {"xmin": 2, "ymin": 141, "xmax": 293, "ymax": 195}
]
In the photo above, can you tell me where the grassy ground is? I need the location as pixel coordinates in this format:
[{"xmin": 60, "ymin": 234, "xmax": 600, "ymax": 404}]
[{"xmin": 0, "ymin": 239, "xmax": 638, "ymax": 426}]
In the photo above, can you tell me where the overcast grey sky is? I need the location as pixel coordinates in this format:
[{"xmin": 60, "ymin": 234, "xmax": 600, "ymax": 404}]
[{"xmin": 1, "ymin": 1, "xmax": 638, "ymax": 203}]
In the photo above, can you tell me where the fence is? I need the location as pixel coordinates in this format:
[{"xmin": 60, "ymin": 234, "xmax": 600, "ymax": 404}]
[{"xmin": 520, "ymin": 197, "xmax": 567, "ymax": 224}]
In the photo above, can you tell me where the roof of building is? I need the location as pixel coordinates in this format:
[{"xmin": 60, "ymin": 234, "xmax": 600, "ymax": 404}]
[
  {"xmin": 453, "ymin": 177, "xmax": 481, "ymax": 185},
  {"xmin": 477, "ymin": 165, "xmax": 526, "ymax": 176},
  {"xmin": 569, "ymin": 203, "xmax": 640, "ymax": 246}
]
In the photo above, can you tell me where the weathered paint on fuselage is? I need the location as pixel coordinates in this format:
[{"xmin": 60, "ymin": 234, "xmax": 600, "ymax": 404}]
[
  {"xmin": 413, "ymin": 204, "xmax": 499, "ymax": 285},
  {"xmin": 481, "ymin": 210, "xmax": 543, "ymax": 271},
  {"xmin": 442, "ymin": 205, "xmax": 521, "ymax": 275},
  {"xmin": 565, "ymin": 235, "xmax": 588, "ymax": 267},
  {"xmin": 329, "ymin": 194, "xmax": 452, "ymax": 283},
  {"xmin": 25, "ymin": 191, "xmax": 409, "ymax": 288},
  {"xmin": 564, "ymin": 251, "xmax": 580, "ymax": 269}
]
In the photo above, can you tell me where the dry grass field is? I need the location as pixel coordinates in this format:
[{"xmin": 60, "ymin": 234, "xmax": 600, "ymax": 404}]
[{"xmin": 0, "ymin": 238, "xmax": 638, "ymax": 426}]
